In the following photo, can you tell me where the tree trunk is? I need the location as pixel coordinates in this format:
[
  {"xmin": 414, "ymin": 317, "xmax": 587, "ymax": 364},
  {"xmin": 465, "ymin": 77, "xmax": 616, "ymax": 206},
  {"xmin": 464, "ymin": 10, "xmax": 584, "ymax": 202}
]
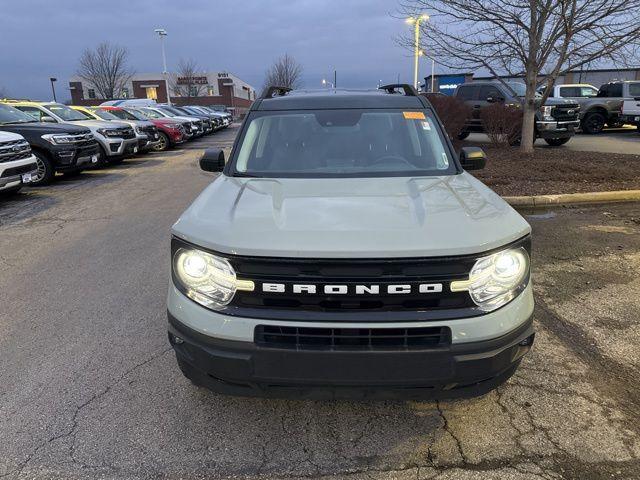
[{"xmin": 520, "ymin": 71, "xmax": 538, "ymax": 154}]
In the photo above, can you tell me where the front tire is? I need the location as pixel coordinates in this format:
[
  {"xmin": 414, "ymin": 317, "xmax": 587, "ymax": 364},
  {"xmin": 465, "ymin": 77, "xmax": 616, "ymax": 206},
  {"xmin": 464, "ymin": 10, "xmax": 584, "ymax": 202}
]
[
  {"xmin": 582, "ymin": 112, "xmax": 606, "ymax": 134},
  {"xmin": 153, "ymin": 132, "xmax": 170, "ymax": 152},
  {"xmin": 544, "ymin": 137, "xmax": 571, "ymax": 147},
  {"xmin": 31, "ymin": 151, "xmax": 55, "ymax": 186}
]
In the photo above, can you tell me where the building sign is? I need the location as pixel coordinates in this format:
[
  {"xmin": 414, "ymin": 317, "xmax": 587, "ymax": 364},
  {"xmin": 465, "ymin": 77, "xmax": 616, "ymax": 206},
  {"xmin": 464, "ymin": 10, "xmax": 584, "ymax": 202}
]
[
  {"xmin": 437, "ymin": 75, "xmax": 466, "ymax": 96},
  {"xmin": 176, "ymin": 76, "xmax": 208, "ymax": 85},
  {"xmin": 218, "ymin": 73, "xmax": 229, "ymax": 78}
]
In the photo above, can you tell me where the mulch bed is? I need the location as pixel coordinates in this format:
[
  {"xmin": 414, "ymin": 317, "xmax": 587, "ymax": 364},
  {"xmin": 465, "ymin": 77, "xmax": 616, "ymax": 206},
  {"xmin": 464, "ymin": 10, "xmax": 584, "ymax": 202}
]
[{"xmin": 466, "ymin": 144, "xmax": 640, "ymax": 196}]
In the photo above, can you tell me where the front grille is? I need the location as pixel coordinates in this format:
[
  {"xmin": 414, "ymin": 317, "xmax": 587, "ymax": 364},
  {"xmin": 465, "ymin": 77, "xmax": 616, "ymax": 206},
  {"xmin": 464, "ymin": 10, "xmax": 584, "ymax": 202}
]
[
  {"xmin": 552, "ymin": 105, "xmax": 580, "ymax": 121},
  {"xmin": 231, "ymin": 256, "xmax": 475, "ymax": 313},
  {"xmin": 140, "ymin": 125, "xmax": 158, "ymax": 137},
  {"xmin": 2, "ymin": 162, "xmax": 36, "ymax": 178},
  {"xmin": 255, "ymin": 325, "xmax": 451, "ymax": 351},
  {"xmin": 0, "ymin": 140, "xmax": 31, "ymax": 163}
]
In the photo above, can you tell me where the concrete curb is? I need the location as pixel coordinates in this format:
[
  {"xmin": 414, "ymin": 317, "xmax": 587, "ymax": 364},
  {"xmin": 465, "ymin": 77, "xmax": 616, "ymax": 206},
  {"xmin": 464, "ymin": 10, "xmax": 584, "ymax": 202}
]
[{"xmin": 504, "ymin": 190, "xmax": 640, "ymax": 207}]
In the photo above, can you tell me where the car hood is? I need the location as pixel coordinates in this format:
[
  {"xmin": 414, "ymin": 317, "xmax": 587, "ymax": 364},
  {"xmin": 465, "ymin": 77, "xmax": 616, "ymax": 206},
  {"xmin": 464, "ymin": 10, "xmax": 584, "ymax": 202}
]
[
  {"xmin": 543, "ymin": 97, "xmax": 580, "ymax": 108},
  {"xmin": 63, "ymin": 119, "xmax": 128, "ymax": 130},
  {"xmin": 172, "ymin": 173, "xmax": 531, "ymax": 258},
  {"xmin": 170, "ymin": 115, "xmax": 200, "ymax": 123},
  {"xmin": 0, "ymin": 122, "xmax": 89, "ymax": 134}
]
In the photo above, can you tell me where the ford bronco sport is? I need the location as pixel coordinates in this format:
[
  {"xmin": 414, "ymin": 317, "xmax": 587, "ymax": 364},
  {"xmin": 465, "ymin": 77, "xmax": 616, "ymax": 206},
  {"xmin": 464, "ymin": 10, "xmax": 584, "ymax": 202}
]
[{"xmin": 168, "ymin": 85, "xmax": 535, "ymax": 399}]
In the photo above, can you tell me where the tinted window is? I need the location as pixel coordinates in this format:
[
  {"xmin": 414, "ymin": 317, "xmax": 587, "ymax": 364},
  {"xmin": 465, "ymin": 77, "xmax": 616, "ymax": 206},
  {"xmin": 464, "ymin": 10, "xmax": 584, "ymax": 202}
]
[
  {"xmin": 232, "ymin": 109, "xmax": 455, "ymax": 178},
  {"xmin": 480, "ymin": 85, "xmax": 504, "ymax": 101},
  {"xmin": 456, "ymin": 85, "xmax": 476, "ymax": 100},
  {"xmin": 15, "ymin": 106, "xmax": 47, "ymax": 121}
]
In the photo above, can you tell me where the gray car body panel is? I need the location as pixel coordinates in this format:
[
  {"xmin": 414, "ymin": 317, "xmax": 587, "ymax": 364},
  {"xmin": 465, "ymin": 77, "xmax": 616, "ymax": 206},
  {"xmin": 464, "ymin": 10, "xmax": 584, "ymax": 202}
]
[{"xmin": 172, "ymin": 173, "xmax": 530, "ymax": 258}]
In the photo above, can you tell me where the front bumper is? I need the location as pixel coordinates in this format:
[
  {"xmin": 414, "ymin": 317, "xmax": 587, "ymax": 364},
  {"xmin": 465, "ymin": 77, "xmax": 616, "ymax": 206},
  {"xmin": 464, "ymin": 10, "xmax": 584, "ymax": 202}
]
[
  {"xmin": 536, "ymin": 120, "xmax": 580, "ymax": 139},
  {"xmin": 100, "ymin": 137, "xmax": 138, "ymax": 157},
  {"xmin": 0, "ymin": 156, "xmax": 38, "ymax": 190},
  {"xmin": 168, "ymin": 283, "xmax": 535, "ymax": 399},
  {"xmin": 51, "ymin": 142, "xmax": 100, "ymax": 171},
  {"xmin": 169, "ymin": 312, "xmax": 533, "ymax": 399}
]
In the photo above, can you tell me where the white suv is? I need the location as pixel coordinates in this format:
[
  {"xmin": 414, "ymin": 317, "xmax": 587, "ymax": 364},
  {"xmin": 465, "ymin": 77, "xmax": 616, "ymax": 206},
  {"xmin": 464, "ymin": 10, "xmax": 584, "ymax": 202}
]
[{"xmin": 0, "ymin": 131, "xmax": 38, "ymax": 194}]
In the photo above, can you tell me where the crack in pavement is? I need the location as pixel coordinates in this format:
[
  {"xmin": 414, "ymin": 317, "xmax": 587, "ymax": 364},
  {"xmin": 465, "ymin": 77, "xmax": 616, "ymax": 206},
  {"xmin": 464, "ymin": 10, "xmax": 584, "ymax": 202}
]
[{"xmin": 0, "ymin": 347, "xmax": 172, "ymax": 480}]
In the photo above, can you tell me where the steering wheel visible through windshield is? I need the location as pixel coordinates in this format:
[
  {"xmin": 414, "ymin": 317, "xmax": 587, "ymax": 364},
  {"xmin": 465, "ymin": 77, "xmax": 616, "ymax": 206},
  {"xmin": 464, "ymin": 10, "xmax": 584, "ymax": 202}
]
[{"xmin": 231, "ymin": 109, "xmax": 456, "ymax": 178}]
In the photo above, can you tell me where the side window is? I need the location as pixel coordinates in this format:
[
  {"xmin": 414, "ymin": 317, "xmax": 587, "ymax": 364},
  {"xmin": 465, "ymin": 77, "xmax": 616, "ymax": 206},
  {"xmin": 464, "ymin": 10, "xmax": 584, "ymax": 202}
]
[
  {"xmin": 560, "ymin": 87, "xmax": 577, "ymax": 97},
  {"xmin": 628, "ymin": 83, "xmax": 640, "ymax": 97},
  {"xmin": 609, "ymin": 84, "xmax": 623, "ymax": 97},
  {"xmin": 16, "ymin": 106, "xmax": 44, "ymax": 121},
  {"xmin": 479, "ymin": 85, "xmax": 504, "ymax": 101},
  {"xmin": 456, "ymin": 86, "xmax": 475, "ymax": 100}
]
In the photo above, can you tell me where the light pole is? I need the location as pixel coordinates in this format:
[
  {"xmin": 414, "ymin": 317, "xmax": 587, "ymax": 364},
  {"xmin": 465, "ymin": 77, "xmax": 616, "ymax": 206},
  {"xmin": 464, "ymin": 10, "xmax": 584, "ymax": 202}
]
[
  {"xmin": 419, "ymin": 50, "xmax": 436, "ymax": 93},
  {"xmin": 49, "ymin": 77, "xmax": 57, "ymax": 102},
  {"xmin": 406, "ymin": 14, "xmax": 429, "ymax": 90},
  {"xmin": 154, "ymin": 28, "xmax": 171, "ymax": 105}
]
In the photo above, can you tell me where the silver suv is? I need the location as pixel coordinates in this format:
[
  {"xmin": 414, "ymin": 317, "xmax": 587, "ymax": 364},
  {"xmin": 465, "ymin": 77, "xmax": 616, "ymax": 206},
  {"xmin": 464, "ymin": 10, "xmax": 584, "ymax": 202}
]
[{"xmin": 168, "ymin": 85, "xmax": 534, "ymax": 399}]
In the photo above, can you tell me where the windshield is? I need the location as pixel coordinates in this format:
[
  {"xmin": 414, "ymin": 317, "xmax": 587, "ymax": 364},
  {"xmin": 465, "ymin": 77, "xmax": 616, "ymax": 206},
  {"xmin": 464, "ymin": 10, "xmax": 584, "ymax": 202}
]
[
  {"xmin": 0, "ymin": 104, "xmax": 38, "ymax": 124},
  {"xmin": 506, "ymin": 82, "xmax": 527, "ymax": 97},
  {"xmin": 138, "ymin": 108, "xmax": 166, "ymax": 119},
  {"xmin": 121, "ymin": 109, "xmax": 147, "ymax": 121},
  {"xmin": 90, "ymin": 109, "xmax": 119, "ymax": 121},
  {"xmin": 159, "ymin": 106, "xmax": 183, "ymax": 116},
  {"xmin": 231, "ymin": 109, "xmax": 456, "ymax": 178},
  {"xmin": 47, "ymin": 104, "xmax": 89, "ymax": 121}
]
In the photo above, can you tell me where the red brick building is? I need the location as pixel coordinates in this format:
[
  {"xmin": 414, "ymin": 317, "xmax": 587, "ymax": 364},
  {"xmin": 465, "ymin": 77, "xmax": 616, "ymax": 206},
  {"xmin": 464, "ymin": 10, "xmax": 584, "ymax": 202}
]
[{"xmin": 69, "ymin": 71, "xmax": 256, "ymax": 117}]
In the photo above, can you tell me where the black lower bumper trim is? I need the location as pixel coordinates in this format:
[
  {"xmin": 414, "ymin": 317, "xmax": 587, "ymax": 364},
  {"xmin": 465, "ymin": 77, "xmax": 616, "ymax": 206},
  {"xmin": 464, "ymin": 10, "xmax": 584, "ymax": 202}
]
[{"xmin": 168, "ymin": 312, "xmax": 534, "ymax": 400}]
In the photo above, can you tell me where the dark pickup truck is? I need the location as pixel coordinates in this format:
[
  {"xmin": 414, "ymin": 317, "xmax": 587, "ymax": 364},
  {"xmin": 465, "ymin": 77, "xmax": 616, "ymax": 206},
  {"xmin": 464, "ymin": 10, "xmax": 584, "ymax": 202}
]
[
  {"xmin": 455, "ymin": 81, "xmax": 580, "ymax": 146},
  {"xmin": 0, "ymin": 103, "xmax": 99, "ymax": 185}
]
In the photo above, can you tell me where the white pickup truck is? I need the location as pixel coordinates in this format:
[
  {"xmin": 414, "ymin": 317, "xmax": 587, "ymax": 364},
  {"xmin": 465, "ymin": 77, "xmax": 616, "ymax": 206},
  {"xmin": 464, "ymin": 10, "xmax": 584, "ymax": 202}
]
[{"xmin": 621, "ymin": 97, "xmax": 640, "ymax": 128}]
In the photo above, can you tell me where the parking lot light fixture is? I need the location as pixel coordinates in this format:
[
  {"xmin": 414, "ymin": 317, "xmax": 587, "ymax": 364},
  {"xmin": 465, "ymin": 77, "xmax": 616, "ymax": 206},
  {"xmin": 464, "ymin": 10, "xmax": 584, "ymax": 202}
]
[
  {"xmin": 154, "ymin": 28, "xmax": 172, "ymax": 105},
  {"xmin": 406, "ymin": 14, "xmax": 430, "ymax": 90}
]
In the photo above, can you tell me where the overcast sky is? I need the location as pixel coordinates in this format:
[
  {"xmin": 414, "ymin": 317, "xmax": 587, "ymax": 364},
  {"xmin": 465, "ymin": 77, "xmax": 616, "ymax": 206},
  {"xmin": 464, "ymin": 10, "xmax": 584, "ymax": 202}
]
[{"xmin": 1, "ymin": 0, "xmax": 426, "ymax": 101}]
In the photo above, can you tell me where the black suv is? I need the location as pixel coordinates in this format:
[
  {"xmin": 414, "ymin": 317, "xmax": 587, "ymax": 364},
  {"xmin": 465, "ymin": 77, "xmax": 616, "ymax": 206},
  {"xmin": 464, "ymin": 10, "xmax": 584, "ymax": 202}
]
[
  {"xmin": 0, "ymin": 104, "xmax": 99, "ymax": 185},
  {"xmin": 455, "ymin": 81, "xmax": 580, "ymax": 146}
]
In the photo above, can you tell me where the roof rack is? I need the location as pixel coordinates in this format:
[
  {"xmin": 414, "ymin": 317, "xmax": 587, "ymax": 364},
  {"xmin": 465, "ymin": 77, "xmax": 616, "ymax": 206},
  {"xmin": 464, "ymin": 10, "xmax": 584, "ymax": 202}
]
[
  {"xmin": 260, "ymin": 86, "xmax": 292, "ymax": 100},
  {"xmin": 378, "ymin": 84, "xmax": 419, "ymax": 96}
]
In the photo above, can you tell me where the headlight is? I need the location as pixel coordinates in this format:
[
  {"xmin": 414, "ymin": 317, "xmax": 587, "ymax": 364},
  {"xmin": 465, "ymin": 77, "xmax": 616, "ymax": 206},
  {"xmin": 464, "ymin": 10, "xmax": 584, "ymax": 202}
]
[
  {"xmin": 97, "ymin": 128, "xmax": 122, "ymax": 138},
  {"xmin": 173, "ymin": 247, "xmax": 254, "ymax": 309},
  {"xmin": 451, "ymin": 247, "xmax": 529, "ymax": 312},
  {"xmin": 41, "ymin": 133, "xmax": 73, "ymax": 144},
  {"xmin": 540, "ymin": 106, "xmax": 554, "ymax": 121}
]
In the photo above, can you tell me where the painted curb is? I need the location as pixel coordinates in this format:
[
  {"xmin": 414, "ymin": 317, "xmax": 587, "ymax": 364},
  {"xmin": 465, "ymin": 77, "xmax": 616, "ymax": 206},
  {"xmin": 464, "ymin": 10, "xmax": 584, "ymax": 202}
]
[{"xmin": 504, "ymin": 190, "xmax": 640, "ymax": 207}]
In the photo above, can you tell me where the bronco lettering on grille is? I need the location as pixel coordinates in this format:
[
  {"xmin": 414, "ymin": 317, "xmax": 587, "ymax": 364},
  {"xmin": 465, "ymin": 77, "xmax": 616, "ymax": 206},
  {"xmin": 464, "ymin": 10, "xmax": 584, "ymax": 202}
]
[{"xmin": 261, "ymin": 283, "xmax": 444, "ymax": 295}]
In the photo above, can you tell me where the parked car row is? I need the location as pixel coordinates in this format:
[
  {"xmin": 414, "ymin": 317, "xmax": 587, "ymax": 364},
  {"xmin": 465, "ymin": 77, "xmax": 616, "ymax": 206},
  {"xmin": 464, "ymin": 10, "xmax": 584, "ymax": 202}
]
[
  {"xmin": 453, "ymin": 81, "xmax": 581, "ymax": 146},
  {"xmin": 538, "ymin": 80, "xmax": 640, "ymax": 134},
  {"xmin": 0, "ymin": 99, "xmax": 231, "ymax": 192}
]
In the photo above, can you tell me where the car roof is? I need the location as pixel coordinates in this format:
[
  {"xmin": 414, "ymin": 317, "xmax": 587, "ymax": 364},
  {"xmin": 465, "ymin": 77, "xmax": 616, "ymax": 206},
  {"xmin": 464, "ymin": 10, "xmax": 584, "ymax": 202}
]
[{"xmin": 253, "ymin": 88, "xmax": 427, "ymax": 111}]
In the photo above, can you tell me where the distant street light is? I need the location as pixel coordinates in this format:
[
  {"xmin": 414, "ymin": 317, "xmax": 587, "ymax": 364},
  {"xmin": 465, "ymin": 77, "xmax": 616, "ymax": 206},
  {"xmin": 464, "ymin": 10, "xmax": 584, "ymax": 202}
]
[
  {"xmin": 406, "ymin": 14, "xmax": 429, "ymax": 89},
  {"xmin": 154, "ymin": 28, "xmax": 171, "ymax": 105},
  {"xmin": 49, "ymin": 77, "xmax": 58, "ymax": 102},
  {"xmin": 419, "ymin": 50, "xmax": 436, "ymax": 93}
]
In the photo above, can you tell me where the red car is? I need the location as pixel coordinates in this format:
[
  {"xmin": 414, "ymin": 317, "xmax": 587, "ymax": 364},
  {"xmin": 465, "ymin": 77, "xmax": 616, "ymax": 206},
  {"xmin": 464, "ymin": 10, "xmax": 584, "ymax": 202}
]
[{"xmin": 98, "ymin": 106, "xmax": 187, "ymax": 151}]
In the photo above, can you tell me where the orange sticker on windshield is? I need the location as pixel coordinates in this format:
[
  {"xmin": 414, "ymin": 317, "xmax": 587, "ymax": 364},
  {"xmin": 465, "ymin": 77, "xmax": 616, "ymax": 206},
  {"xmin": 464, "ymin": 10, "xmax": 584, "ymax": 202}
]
[{"xmin": 403, "ymin": 111, "xmax": 425, "ymax": 119}]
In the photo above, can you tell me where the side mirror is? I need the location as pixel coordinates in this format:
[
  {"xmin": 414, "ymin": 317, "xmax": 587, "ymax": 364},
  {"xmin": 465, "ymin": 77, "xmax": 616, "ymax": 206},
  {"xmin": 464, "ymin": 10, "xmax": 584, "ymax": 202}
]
[
  {"xmin": 459, "ymin": 147, "xmax": 487, "ymax": 170},
  {"xmin": 41, "ymin": 115, "xmax": 57, "ymax": 123},
  {"xmin": 200, "ymin": 148, "xmax": 225, "ymax": 172}
]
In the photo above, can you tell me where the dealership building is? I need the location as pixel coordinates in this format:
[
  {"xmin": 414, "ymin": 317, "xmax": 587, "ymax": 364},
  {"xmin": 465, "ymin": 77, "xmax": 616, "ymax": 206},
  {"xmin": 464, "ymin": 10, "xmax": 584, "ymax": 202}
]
[
  {"xmin": 424, "ymin": 67, "xmax": 640, "ymax": 95},
  {"xmin": 69, "ymin": 71, "xmax": 256, "ymax": 116}
]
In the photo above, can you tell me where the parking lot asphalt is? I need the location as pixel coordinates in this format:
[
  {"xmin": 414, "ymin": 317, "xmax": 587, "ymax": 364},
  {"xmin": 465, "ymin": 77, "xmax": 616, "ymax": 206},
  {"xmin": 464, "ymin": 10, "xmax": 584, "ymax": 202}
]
[
  {"xmin": 468, "ymin": 126, "xmax": 640, "ymax": 155},
  {"xmin": 1, "ymin": 126, "xmax": 639, "ymax": 480}
]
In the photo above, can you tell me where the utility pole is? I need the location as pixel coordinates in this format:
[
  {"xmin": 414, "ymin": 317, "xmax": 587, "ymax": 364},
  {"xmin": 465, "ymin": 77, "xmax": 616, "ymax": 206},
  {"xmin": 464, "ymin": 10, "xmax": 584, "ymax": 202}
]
[{"xmin": 334, "ymin": 70, "xmax": 337, "ymax": 88}]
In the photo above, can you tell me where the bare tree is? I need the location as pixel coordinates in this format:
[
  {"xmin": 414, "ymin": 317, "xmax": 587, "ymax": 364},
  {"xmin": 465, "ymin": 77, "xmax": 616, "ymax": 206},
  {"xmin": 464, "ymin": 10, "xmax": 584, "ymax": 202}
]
[
  {"xmin": 77, "ymin": 42, "xmax": 133, "ymax": 100},
  {"xmin": 399, "ymin": 1, "xmax": 640, "ymax": 152},
  {"xmin": 171, "ymin": 58, "xmax": 206, "ymax": 97},
  {"xmin": 263, "ymin": 54, "xmax": 303, "ymax": 91}
]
